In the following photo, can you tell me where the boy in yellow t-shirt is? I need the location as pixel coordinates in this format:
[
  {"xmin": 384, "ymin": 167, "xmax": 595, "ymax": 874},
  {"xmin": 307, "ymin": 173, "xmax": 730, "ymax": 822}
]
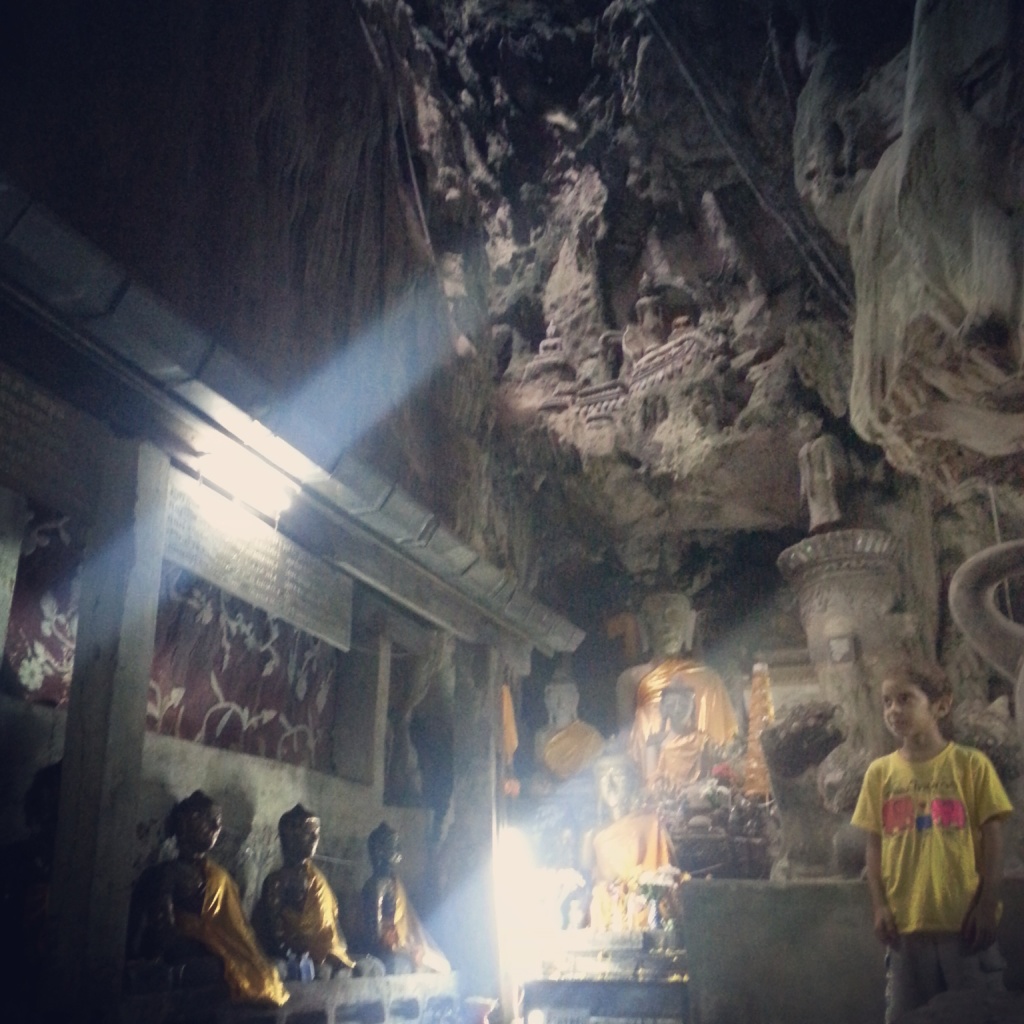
[{"xmin": 852, "ymin": 662, "xmax": 1012, "ymax": 1022}]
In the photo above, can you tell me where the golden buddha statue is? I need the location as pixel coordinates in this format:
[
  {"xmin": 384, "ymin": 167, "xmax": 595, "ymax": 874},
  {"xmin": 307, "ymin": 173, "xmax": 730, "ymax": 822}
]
[
  {"xmin": 129, "ymin": 791, "xmax": 288, "ymax": 1005},
  {"xmin": 360, "ymin": 822, "xmax": 449, "ymax": 974},
  {"xmin": 534, "ymin": 663, "xmax": 604, "ymax": 783},
  {"xmin": 584, "ymin": 751, "xmax": 675, "ymax": 931},
  {"xmin": 253, "ymin": 804, "xmax": 355, "ymax": 978},
  {"xmin": 625, "ymin": 592, "xmax": 738, "ymax": 786}
]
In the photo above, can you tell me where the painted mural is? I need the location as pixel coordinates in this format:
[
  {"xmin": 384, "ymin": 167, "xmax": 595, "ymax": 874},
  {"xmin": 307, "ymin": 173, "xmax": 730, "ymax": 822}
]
[{"xmin": 2, "ymin": 505, "xmax": 342, "ymax": 771}]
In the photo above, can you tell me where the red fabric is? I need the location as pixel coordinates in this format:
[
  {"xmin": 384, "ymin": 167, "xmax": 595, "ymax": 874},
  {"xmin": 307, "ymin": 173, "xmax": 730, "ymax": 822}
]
[
  {"xmin": 4, "ymin": 508, "xmax": 340, "ymax": 771},
  {"xmin": 148, "ymin": 566, "xmax": 341, "ymax": 770},
  {"xmin": 2, "ymin": 510, "xmax": 79, "ymax": 708}
]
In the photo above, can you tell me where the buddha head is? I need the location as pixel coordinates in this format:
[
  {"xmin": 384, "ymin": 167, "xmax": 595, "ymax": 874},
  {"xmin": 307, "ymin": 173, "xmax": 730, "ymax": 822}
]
[
  {"xmin": 544, "ymin": 673, "xmax": 580, "ymax": 730},
  {"xmin": 279, "ymin": 803, "xmax": 321, "ymax": 866},
  {"xmin": 168, "ymin": 790, "xmax": 222, "ymax": 861},
  {"xmin": 593, "ymin": 751, "xmax": 637, "ymax": 821},
  {"xmin": 368, "ymin": 821, "xmax": 401, "ymax": 878},
  {"xmin": 641, "ymin": 591, "xmax": 697, "ymax": 659}
]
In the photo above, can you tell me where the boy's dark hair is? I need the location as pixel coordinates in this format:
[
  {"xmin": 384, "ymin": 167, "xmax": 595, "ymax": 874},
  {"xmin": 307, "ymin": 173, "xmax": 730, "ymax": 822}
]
[{"xmin": 886, "ymin": 661, "xmax": 952, "ymax": 704}]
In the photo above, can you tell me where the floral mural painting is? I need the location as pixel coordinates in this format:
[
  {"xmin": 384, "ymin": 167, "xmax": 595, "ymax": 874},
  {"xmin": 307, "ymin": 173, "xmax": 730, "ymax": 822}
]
[
  {"xmin": 3, "ymin": 506, "xmax": 343, "ymax": 772},
  {"xmin": 148, "ymin": 565, "xmax": 342, "ymax": 770},
  {"xmin": 1, "ymin": 508, "xmax": 80, "ymax": 708}
]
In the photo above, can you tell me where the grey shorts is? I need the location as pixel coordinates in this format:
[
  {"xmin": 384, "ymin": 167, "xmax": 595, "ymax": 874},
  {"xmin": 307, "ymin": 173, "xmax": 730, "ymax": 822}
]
[{"xmin": 885, "ymin": 933, "xmax": 1006, "ymax": 1023}]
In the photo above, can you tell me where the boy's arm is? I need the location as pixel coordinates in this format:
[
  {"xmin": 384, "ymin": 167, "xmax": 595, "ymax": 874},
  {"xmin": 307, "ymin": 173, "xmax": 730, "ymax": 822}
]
[
  {"xmin": 962, "ymin": 816, "xmax": 1005, "ymax": 952},
  {"xmin": 865, "ymin": 830, "xmax": 899, "ymax": 947}
]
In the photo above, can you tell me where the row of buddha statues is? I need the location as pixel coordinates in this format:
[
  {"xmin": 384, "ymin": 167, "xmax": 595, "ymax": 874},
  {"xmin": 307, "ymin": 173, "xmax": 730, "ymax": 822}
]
[{"xmin": 0, "ymin": 763, "xmax": 449, "ymax": 1010}]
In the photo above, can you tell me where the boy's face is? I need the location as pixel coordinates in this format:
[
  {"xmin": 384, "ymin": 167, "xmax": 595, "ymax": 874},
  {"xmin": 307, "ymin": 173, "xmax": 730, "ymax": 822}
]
[{"xmin": 881, "ymin": 677, "xmax": 949, "ymax": 741}]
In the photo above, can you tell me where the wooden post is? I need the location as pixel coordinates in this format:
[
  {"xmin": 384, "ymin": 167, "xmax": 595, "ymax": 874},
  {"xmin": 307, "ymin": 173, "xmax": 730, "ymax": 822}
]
[
  {"xmin": 0, "ymin": 484, "xmax": 27, "ymax": 648},
  {"xmin": 47, "ymin": 439, "xmax": 170, "ymax": 1007},
  {"xmin": 373, "ymin": 627, "xmax": 393, "ymax": 802},
  {"xmin": 437, "ymin": 641, "xmax": 501, "ymax": 998}
]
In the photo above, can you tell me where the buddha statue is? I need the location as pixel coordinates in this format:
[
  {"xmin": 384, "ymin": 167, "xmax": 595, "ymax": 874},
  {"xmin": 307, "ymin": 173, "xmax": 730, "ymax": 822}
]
[
  {"xmin": 624, "ymin": 592, "xmax": 738, "ymax": 786},
  {"xmin": 253, "ymin": 804, "xmax": 355, "ymax": 979},
  {"xmin": 129, "ymin": 790, "xmax": 287, "ymax": 1005},
  {"xmin": 798, "ymin": 434, "xmax": 849, "ymax": 534},
  {"xmin": 360, "ymin": 822, "xmax": 449, "ymax": 974},
  {"xmin": 534, "ymin": 662, "xmax": 605, "ymax": 783},
  {"xmin": 584, "ymin": 750, "xmax": 675, "ymax": 930}
]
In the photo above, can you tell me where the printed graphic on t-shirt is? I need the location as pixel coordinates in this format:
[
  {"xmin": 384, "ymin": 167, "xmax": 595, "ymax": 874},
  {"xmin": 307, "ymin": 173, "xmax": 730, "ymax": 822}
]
[{"xmin": 882, "ymin": 794, "xmax": 966, "ymax": 835}]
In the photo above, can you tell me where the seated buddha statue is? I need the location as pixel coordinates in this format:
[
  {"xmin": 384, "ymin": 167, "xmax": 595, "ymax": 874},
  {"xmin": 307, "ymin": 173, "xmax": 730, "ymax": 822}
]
[
  {"xmin": 253, "ymin": 804, "xmax": 355, "ymax": 978},
  {"xmin": 129, "ymin": 791, "xmax": 287, "ymax": 1005},
  {"xmin": 625, "ymin": 592, "xmax": 738, "ymax": 787},
  {"xmin": 534, "ymin": 662, "xmax": 605, "ymax": 783},
  {"xmin": 360, "ymin": 821, "xmax": 449, "ymax": 974},
  {"xmin": 584, "ymin": 750, "xmax": 675, "ymax": 930}
]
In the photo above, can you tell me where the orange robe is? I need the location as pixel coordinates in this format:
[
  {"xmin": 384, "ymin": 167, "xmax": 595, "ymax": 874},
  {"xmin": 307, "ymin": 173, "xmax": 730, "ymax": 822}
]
[
  {"xmin": 278, "ymin": 863, "xmax": 355, "ymax": 968},
  {"xmin": 629, "ymin": 659, "xmax": 738, "ymax": 776},
  {"xmin": 175, "ymin": 860, "xmax": 288, "ymax": 1006},
  {"xmin": 540, "ymin": 720, "xmax": 605, "ymax": 780},
  {"xmin": 388, "ymin": 877, "xmax": 451, "ymax": 973},
  {"xmin": 590, "ymin": 812, "xmax": 674, "ymax": 883}
]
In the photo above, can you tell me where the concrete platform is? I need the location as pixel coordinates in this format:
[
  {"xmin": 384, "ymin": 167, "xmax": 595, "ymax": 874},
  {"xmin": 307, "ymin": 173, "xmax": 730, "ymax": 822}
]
[{"xmin": 681, "ymin": 878, "xmax": 1024, "ymax": 1024}]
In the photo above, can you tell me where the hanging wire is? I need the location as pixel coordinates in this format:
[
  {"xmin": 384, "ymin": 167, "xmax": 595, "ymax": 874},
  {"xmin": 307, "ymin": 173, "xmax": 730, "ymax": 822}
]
[{"xmin": 634, "ymin": 0, "xmax": 854, "ymax": 317}]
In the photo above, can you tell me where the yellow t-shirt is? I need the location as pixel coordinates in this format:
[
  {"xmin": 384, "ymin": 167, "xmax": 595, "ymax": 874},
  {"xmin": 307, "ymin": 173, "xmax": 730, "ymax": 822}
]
[{"xmin": 851, "ymin": 743, "xmax": 1013, "ymax": 934}]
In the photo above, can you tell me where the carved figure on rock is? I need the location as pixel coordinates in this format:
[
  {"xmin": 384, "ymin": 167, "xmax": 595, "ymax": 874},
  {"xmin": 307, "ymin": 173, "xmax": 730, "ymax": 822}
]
[
  {"xmin": 621, "ymin": 290, "xmax": 668, "ymax": 380},
  {"xmin": 129, "ymin": 791, "xmax": 287, "ymax": 1005},
  {"xmin": 360, "ymin": 822, "xmax": 449, "ymax": 974},
  {"xmin": 852, "ymin": 661, "xmax": 1013, "ymax": 1020},
  {"xmin": 535, "ymin": 661, "xmax": 605, "ymax": 783},
  {"xmin": 798, "ymin": 434, "xmax": 849, "ymax": 534},
  {"xmin": 847, "ymin": 0, "xmax": 1024, "ymax": 479},
  {"xmin": 253, "ymin": 804, "xmax": 355, "ymax": 979}
]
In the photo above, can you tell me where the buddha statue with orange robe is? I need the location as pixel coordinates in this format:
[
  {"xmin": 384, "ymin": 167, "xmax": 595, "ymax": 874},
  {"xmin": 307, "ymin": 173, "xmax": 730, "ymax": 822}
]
[
  {"xmin": 534, "ymin": 665, "xmax": 604, "ymax": 783},
  {"xmin": 360, "ymin": 821, "xmax": 449, "ymax": 974},
  {"xmin": 129, "ymin": 790, "xmax": 288, "ymax": 1005},
  {"xmin": 254, "ymin": 804, "xmax": 355, "ymax": 978},
  {"xmin": 623, "ymin": 592, "xmax": 738, "ymax": 787},
  {"xmin": 584, "ymin": 751, "xmax": 675, "ymax": 930}
]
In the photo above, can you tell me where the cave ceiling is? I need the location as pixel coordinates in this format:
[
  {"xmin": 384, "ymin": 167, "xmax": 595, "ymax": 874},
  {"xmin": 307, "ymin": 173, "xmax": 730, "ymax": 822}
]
[{"xmin": 2, "ymin": 0, "xmax": 1022, "ymax": 656}]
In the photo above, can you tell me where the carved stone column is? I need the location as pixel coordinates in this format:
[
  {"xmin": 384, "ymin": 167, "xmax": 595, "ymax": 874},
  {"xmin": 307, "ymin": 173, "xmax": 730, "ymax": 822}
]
[
  {"xmin": 767, "ymin": 530, "xmax": 910, "ymax": 878},
  {"xmin": 778, "ymin": 529, "xmax": 905, "ymax": 758}
]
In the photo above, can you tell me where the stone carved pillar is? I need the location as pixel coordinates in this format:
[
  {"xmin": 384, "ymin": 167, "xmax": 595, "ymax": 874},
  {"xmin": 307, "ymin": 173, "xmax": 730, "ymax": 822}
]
[
  {"xmin": 777, "ymin": 529, "xmax": 905, "ymax": 759},
  {"xmin": 768, "ymin": 530, "xmax": 908, "ymax": 877}
]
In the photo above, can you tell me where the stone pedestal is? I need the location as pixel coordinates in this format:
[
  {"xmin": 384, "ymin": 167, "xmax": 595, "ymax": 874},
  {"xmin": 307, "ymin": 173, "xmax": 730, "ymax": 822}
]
[
  {"xmin": 770, "ymin": 530, "xmax": 907, "ymax": 877},
  {"xmin": 777, "ymin": 530, "xmax": 903, "ymax": 758}
]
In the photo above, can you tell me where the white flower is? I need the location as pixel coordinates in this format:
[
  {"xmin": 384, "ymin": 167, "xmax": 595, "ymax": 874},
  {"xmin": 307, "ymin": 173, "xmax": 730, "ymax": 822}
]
[{"xmin": 18, "ymin": 656, "xmax": 45, "ymax": 692}]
